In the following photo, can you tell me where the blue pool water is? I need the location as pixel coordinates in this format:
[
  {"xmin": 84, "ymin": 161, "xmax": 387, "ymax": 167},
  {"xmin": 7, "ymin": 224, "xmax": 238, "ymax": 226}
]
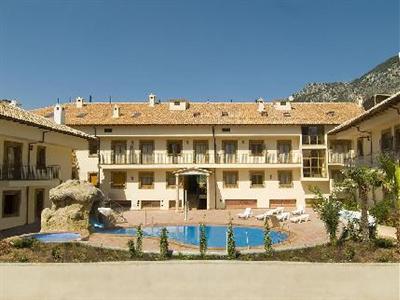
[
  {"xmin": 30, "ymin": 232, "xmax": 81, "ymax": 243},
  {"xmin": 95, "ymin": 225, "xmax": 287, "ymax": 248}
]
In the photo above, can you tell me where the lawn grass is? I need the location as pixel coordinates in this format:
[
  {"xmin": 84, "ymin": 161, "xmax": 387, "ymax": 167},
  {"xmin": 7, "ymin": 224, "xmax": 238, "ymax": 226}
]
[{"xmin": 1, "ymin": 237, "xmax": 398, "ymax": 263}]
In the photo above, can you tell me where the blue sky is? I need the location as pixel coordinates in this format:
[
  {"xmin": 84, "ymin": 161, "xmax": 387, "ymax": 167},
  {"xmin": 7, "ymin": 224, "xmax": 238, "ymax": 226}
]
[{"xmin": 0, "ymin": 0, "xmax": 398, "ymax": 108}]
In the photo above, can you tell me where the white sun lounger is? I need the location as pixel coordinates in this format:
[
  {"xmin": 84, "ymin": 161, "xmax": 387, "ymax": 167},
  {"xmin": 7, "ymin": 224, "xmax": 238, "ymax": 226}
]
[
  {"xmin": 255, "ymin": 209, "xmax": 276, "ymax": 220},
  {"xmin": 290, "ymin": 214, "xmax": 309, "ymax": 223},
  {"xmin": 237, "ymin": 208, "xmax": 253, "ymax": 219},
  {"xmin": 276, "ymin": 212, "xmax": 290, "ymax": 221},
  {"xmin": 291, "ymin": 206, "xmax": 305, "ymax": 215},
  {"xmin": 274, "ymin": 207, "xmax": 285, "ymax": 214}
]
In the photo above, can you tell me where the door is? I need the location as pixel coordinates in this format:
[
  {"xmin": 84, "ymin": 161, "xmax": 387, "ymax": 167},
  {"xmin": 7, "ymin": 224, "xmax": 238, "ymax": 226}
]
[
  {"xmin": 36, "ymin": 146, "xmax": 46, "ymax": 169},
  {"xmin": 111, "ymin": 140, "xmax": 127, "ymax": 164},
  {"xmin": 3, "ymin": 141, "xmax": 23, "ymax": 179},
  {"xmin": 222, "ymin": 141, "xmax": 237, "ymax": 163},
  {"xmin": 194, "ymin": 141, "xmax": 208, "ymax": 163},
  {"xmin": 140, "ymin": 141, "xmax": 154, "ymax": 164},
  {"xmin": 167, "ymin": 140, "xmax": 183, "ymax": 163},
  {"xmin": 35, "ymin": 189, "xmax": 45, "ymax": 220},
  {"xmin": 88, "ymin": 172, "xmax": 98, "ymax": 186},
  {"xmin": 277, "ymin": 140, "xmax": 291, "ymax": 163}
]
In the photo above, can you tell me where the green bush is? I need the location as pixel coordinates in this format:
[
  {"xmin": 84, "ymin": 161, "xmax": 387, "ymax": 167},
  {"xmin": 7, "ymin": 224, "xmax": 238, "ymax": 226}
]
[
  {"xmin": 374, "ymin": 238, "xmax": 394, "ymax": 249},
  {"xmin": 51, "ymin": 246, "xmax": 63, "ymax": 262},
  {"xmin": 136, "ymin": 225, "xmax": 143, "ymax": 257},
  {"xmin": 263, "ymin": 219, "xmax": 273, "ymax": 254},
  {"xmin": 226, "ymin": 222, "xmax": 237, "ymax": 259},
  {"xmin": 159, "ymin": 227, "xmax": 169, "ymax": 259},
  {"xmin": 311, "ymin": 188, "xmax": 343, "ymax": 243},
  {"xmin": 127, "ymin": 239, "xmax": 136, "ymax": 258},
  {"xmin": 199, "ymin": 223, "xmax": 207, "ymax": 258},
  {"xmin": 340, "ymin": 197, "xmax": 359, "ymax": 211},
  {"xmin": 370, "ymin": 198, "xmax": 395, "ymax": 226},
  {"xmin": 343, "ymin": 245, "xmax": 356, "ymax": 261},
  {"xmin": 11, "ymin": 238, "xmax": 37, "ymax": 249}
]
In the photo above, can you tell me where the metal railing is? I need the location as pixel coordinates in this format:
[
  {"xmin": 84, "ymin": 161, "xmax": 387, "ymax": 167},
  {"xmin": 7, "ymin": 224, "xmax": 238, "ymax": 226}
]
[
  {"xmin": 0, "ymin": 165, "xmax": 60, "ymax": 181},
  {"xmin": 100, "ymin": 150, "xmax": 302, "ymax": 165}
]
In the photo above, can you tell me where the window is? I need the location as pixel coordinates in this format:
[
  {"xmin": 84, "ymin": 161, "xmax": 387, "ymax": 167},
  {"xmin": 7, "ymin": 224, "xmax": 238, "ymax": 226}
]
[
  {"xmin": 111, "ymin": 171, "xmax": 126, "ymax": 188},
  {"xmin": 88, "ymin": 172, "xmax": 98, "ymax": 186},
  {"xmin": 395, "ymin": 126, "xmax": 400, "ymax": 152},
  {"xmin": 139, "ymin": 172, "xmax": 154, "ymax": 189},
  {"xmin": 250, "ymin": 171, "xmax": 264, "ymax": 188},
  {"xmin": 88, "ymin": 139, "xmax": 98, "ymax": 156},
  {"xmin": 249, "ymin": 140, "xmax": 264, "ymax": 156},
  {"xmin": 174, "ymin": 101, "xmax": 180, "ymax": 106},
  {"xmin": 111, "ymin": 140, "xmax": 127, "ymax": 164},
  {"xmin": 381, "ymin": 129, "xmax": 393, "ymax": 152},
  {"xmin": 2, "ymin": 191, "xmax": 21, "ymax": 218},
  {"xmin": 277, "ymin": 140, "xmax": 291, "ymax": 163},
  {"xmin": 303, "ymin": 149, "xmax": 325, "ymax": 178},
  {"xmin": 166, "ymin": 172, "xmax": 176, "ymax": 188},
  {"xmin": 357, "ymin": 138, "xmax": 364, "ymax": 157},
  {"xmin": 278, "ymin": 171, "xmax": 293, "ymax": 188},
  {"xmin": 104, "ymin": 128, "xmax": 113, "ymax": 133},
  {"xmin": 167, "ymin": 140, "xmax": 183, "ymax": 155},
  {"xmin": 223, "ymin": 171, "xmax": 238, "ymax": 188},
  {"xmin": 222, "ymin": 128, "xmax": 231, "ymax": 132},
  {"xmin": 302, "ymin": 126, "xmax": 325, "ymax": 145},
  {"xmin": 36, "ymin": 146, "xmax": 46, "ymax": 169},
  {"xmin": 221, "ymin": 111, "xmax": 228, "ymax": 117}
]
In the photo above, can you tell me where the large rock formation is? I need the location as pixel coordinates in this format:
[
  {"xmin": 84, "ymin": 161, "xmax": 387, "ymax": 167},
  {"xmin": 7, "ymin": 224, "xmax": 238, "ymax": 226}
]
[{"xmin": 41, "ymin": 180, "xmax": 106, "ymax": 235}]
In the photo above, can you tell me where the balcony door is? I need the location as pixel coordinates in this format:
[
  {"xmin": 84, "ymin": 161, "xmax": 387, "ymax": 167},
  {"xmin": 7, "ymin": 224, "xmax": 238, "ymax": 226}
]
[
  {"xmin": 277, "ymin": 140, "xmax": 291, "ymax": 163},
  {"xmin": 167, "ymin": 140, "xmax": 183, "ymax": 164},
  {"xmin": 194, "ymin": 140, "xmax": 208, "ymax": 163},
  {"xmin": 111, "ymin": 140, "xmax": 127, "ymax": 164},
  {"xmin": 3, "ymin": 141, "xmax": 23, "ymax": 179},
  {"xmin": 140, "ymin": 141, "xmax": 154, "ymax": 164},
  {"xmin": 222, "ymin": 141, "xmax": 237, "ymax": 163}
]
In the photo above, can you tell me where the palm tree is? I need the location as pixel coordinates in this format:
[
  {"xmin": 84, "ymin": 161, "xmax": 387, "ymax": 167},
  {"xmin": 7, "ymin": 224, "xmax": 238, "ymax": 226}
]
[{"xmin": 340, "ymin": 166, "xmax": 382, "ymax": 242}]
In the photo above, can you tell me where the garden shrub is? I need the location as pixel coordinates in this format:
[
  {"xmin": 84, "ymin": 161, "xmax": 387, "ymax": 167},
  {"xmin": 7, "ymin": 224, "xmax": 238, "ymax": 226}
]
[
  {"xmin": 127, "ymin": 239, "xmax": 136, "ymax": 258},
  {"xmin": 374, "ymin": 238, "xmax": 394, "ymax": 249},
  {"xmin": 136, "ymin": 225, "xmax": 143, "ymax": 257},
  {"xmin": 159, "ymin": 227, "xmax": 169, "ymax": 259},
  {"xmin": 311, "ymin": 188, "xmax": 343, "ymax": 244},
  {"xmin": 11, "ymin": 238, "xmax": 37, "ymax": 249},
  {"xmin": 370, "ymin": 198, "xmax": 395, "ymax": 226},
  {"xmin": 226, "ymin": 222, "xmax": 237, "ymax": 259},
  {"xmin": 343, "ymin": 245, "xmax": 356, "ymax": 261},
  {"xmin": 199, "ymin": 223, "xmax": 207, "ymax": 258},
  {"xmin": 51, "ymin": 246, "xmax": 63, "ymax": 262},
  {"xmin": 263, "ymin": 219, "xmax": 272, "ymax": 255}
]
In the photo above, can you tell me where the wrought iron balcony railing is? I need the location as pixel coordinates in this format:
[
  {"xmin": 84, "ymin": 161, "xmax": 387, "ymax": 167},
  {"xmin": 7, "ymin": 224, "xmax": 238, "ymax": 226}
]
[{"xmin": 0, "ymin": 165, "xmax": 60, "ymax": 181}]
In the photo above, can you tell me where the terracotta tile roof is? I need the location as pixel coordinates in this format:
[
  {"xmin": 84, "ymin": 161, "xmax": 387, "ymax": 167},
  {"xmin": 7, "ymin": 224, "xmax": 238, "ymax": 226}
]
[
  {"xmin": 329, "ymin": 91, "xmax": 400, "ymax": 135},
  {"xmin": 32, "ymin": 101, "xmax": 364, "ymax": 126},
  {"xmin": 0, "ymin": 102, "xmax": 95, "ymax": 139}
]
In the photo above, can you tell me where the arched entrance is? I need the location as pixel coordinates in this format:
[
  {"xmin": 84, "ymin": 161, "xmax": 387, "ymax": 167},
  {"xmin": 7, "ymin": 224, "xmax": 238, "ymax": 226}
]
[{"xmin": 173, "ymin": 168, "xmax": 212, "ymax": 211}]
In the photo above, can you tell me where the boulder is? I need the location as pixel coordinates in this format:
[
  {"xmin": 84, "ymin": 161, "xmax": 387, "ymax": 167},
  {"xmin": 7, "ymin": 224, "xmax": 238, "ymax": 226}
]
[{"xmin": 41, "ymin": 180, "xmax": 106, "ymax": 235}]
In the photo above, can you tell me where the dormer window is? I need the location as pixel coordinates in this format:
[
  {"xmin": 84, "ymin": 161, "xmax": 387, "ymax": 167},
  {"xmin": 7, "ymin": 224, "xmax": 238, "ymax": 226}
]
[
  {"xmin": 193, "ymin": 112, "xmax": 201, "ymax": 117},
  {"xmin": 283, "ymin": 112, "xmax": 291, "ymax": 117},
  {"xmin": 280, "ymin": 101, "xmax": 287, "ymax": 106},
  {"xmin": 221, "ymin": 111, "xmax": 228, "ymax": 117},
  {"xmin": 174, "ymin": 101, "xmax": 180, "ymax": 106},
  {"xmin": 326, "ymin": 111, "xmax": 335, "ymax": 117},
  {"xmin": 261, "ymin": 111, "xmax": 268, "ymax": 117}
]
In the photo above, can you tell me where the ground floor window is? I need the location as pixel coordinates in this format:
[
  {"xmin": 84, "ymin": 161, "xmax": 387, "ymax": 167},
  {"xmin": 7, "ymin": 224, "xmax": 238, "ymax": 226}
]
[
  {"xmin": 278, "ymin": 170, "xmax": 293, "ymax": 188},
  {"xmin": 111, "ymin": 171, "xmax": 126, "ymax": 189},
  {"xmin": 250, "ymin": 171, "xmax": 264, "ymax": 188},
  {"xmin": 139, "ymin": 172, "xmax": 154, "ymax": 189},
  {"xmin": 88, "ymin": 172, "xmax": 98, "ymax": 186},
  {"xmin": 2, "ymin": 190, "xmax": 21, "ymax": 218},
  {"xmin": 223, "ymin": 171, "xmax": 238, "ymax": 188}
]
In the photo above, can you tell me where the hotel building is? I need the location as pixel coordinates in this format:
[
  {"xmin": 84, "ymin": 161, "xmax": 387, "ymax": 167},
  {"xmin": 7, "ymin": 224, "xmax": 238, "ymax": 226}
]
[{"xmin": 33, "ymin": 95, "xmax": 363, "ymax": 211}]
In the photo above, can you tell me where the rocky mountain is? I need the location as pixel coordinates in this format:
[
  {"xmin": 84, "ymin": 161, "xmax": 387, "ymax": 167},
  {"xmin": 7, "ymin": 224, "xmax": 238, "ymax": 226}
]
[{"xmin": 291, "ymin": 55, "xmax": 400, "ymax": 102}]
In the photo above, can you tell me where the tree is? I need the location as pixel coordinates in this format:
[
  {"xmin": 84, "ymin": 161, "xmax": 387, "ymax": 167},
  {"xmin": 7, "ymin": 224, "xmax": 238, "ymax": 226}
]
[
  {"xmin": 159, "ymin": 227, "xmax": 169, "ymax": 259},
  {"xmin": 199, "ymin": 223, "xmax": 207, "ymax": 258},
  {"xmin": 339, "ymin": 166, "xmax": 382, "ymax": 242},
  {"xmin": 311, "ymin": 187, "xmax": 343, "ymax": 244},
  {"xmin": 136, "ymin": 224, "xmax": 143, "ymax": 257},
  {"xmin": 226, "ymin": 221, "xmax": 237, "ymax": 259},
  {"xmin": 263, "ymin": 218, "xmax": 273, "ymax": 254}
]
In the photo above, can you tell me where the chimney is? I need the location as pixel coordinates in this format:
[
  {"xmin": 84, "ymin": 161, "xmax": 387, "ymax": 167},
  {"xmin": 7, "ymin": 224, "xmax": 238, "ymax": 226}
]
[
  {"xmin": 53, "ymin": 104, "xmax": 65, "ymax": 125},
  {"xmin": 75, "ymin": 97, "xmax": 84, "ymax": 108},
  {"xmin": 112, "ymin": 105, "xmax": 120, "ymax": 118},
  {"xmin": 148, "ymin": 93, "xmax": 156, "ymax": 107},
  {"xmin": 256, "ymin": 97, "xmax": 265, "ymax": 112}
]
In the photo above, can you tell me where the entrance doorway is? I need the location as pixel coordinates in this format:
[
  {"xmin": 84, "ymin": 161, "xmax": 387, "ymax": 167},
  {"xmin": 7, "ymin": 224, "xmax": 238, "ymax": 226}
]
[
  {"xmin": 35, "ymin": 189, "xmax": 45, "ymax": 220},
  {"xmin": 185, "ymin": 175, "xmax": 207, "ymax": 210}
]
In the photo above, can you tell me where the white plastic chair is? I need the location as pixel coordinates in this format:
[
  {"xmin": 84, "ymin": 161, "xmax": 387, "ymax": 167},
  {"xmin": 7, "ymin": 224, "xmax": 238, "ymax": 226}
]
[
  {"xmin": 237, "ymin": 208, "xmax": 253, "ymax": 219},
  {"xmin": 291, "ymin": 205, "xmax": 305, "ymax": 215}
]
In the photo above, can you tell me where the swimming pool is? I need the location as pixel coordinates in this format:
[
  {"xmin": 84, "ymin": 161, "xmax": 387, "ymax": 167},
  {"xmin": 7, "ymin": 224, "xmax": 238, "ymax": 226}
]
[
  {"xmin": 95, "ymin": 225, "xmax": 288, "ymax": 248},
  {"xmin": 30, "ymin": 232, "xmax": 81, "ymax": 243}
]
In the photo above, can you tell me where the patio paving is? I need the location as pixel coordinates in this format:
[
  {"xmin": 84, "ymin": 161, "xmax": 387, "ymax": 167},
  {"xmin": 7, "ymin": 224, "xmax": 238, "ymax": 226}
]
[{"xmin": 86, "ymin": 208, "xmax": 329, "ymax": 253}]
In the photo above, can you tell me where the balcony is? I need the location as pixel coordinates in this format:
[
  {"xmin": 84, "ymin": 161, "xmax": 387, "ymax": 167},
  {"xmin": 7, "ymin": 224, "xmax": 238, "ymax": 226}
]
[
  {"xmin": 328, "ymin": 150, "xmax": 355, "ymax": 165},
  {"xmin": 100, "ymin": 150, "xmax": 302, "ymax": 165},
  {"xmin": 0, "ymin": 165, "xmax": 60, "ymax": 181}
]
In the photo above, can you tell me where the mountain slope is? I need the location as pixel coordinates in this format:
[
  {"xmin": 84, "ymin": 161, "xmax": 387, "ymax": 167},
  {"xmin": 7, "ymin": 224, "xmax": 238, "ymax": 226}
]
[{"xmin": 291, "ymin": 55, "xmax": 400, "ymax": 102}]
